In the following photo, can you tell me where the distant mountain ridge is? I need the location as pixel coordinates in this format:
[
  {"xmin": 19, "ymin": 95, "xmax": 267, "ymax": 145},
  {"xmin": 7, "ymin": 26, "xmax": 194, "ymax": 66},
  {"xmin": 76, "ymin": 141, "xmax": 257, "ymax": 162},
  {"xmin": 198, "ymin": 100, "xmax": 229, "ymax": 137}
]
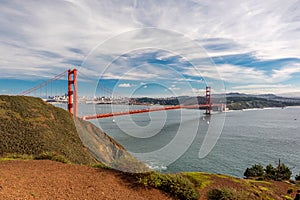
[
  {"xmin": 225, "ymin": 92, "xmax": 300, "ymax": 101},
  {"xmin": 224, "ymin": 93, "xmax": 300, "ymax": 110},
  {"xmin": 132, "ymin": 92, "xmax": 300, "ymax": 110}
]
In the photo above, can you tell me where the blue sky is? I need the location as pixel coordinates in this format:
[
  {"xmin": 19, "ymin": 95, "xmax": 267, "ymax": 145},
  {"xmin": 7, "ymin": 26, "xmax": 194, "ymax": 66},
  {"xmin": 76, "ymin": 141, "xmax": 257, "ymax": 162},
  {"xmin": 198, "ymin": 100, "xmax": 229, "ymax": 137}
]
[{"xmin": 0, "ymin": 0, "xmax": 300, "ymax": 97}]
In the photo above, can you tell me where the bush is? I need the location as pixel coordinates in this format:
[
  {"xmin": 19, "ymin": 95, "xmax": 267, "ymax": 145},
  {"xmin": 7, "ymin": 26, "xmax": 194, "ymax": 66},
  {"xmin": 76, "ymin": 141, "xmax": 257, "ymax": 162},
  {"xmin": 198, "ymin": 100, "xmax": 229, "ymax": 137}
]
[
  {"xmin": 136, "ymin": 172, "xmax": 199, "ymax": 200},
  {"xmin": 265, "ymin": 163, "xmax": 291, "ymax": 181},
  {"xmin": 91, "ymin": 163, "xmax": 111, "ymax": 169},
  {"xmin": 0, "ymin": 153, "xmax": 33, "ymax": 160},
  {"xmin": 244, "ymin": 161, "xmax": 292, "ymax": 181},
  {"xmin": 264, "ymin": 164, "xmax": 277, "ymax": 180},
  {"xmin": 206, "ymin": 188, "xmax": 250, "ymax": 200},
  {"xmin": 296, "ymin": 173, "xmax": 300, "ymax": 181},
  {"xmin": 276, "ymin": 163, "xmax": 292, "ymax": 181},
  {"xmin": 244, "ymin": 164, "xmax": 264, "ymax": 178},
  {"xmin": 35, "ymin": 152, "xmax": 70, "ymax": 164},
  {"xmin": 206, "ymin": 188, "xmax": 236, "ymax": 200}
]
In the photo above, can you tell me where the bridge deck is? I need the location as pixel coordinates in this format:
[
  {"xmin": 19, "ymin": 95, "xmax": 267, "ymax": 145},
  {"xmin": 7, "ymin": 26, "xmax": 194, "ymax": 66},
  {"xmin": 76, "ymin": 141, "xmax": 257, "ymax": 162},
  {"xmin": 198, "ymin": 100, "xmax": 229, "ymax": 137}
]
[{"xmin": 81, "ymin": 104, "xmax": 223, "ymax": 120}]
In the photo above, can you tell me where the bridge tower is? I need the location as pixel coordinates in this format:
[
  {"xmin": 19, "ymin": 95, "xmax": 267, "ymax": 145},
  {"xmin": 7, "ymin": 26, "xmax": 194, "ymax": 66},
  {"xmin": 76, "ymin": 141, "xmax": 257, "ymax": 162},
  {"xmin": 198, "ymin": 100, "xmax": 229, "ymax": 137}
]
[
  {"xmin": 68, "ymin": 69, "xmax": 78, "ymax": 117},
  {"xmin": 205, "ymin": 86, "xmax": 212, "ymax": 115}
]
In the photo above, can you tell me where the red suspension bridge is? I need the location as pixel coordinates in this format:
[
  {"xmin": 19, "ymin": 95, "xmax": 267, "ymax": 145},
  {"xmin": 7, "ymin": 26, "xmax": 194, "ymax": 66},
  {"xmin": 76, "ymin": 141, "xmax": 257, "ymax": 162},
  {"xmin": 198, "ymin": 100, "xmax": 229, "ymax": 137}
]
[{"xmin": 19, "ymin": 69, "xmax": 224, "ymax": 120}]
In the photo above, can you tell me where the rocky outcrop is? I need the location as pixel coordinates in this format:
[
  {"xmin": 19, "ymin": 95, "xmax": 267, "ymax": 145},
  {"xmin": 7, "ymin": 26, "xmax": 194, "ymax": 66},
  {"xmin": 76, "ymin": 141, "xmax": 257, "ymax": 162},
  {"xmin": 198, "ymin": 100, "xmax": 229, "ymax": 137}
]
[{"xmin": 75, "ymin": 118, "xmax": 149, "ymax": 172}]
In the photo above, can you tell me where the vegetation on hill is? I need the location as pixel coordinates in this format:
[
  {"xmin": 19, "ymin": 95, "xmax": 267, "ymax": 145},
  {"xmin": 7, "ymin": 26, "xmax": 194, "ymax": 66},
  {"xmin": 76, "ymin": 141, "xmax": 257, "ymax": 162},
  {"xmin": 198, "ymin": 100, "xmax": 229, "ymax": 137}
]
[
  {"xmin": 226, "ymin": 96, "xmax": 299, "ymax": 110},
  {"xmin": 133, "ymin": 97, "xmax": 180, "ymax": 105},
  {"xmin": 244, "ymin": 161, "xmax": 292, "ymax": 181},
  {"xmin": 182, "ymin": 172, "xmax": 300, "ymax": 200},
  {"xmin": 0, "ymin": 95, "xmax": 96, "ymax": 164},
  {"xmin": 133, "ymin": 172, "xmax": 200, "ymax": 200},
  {"xmin": 0, "ymin": 95, "xmax": 148, "ymax": 172},
  {"xmin": 296, "ymin": 173, "xmax": 300, "ymax": 181}
]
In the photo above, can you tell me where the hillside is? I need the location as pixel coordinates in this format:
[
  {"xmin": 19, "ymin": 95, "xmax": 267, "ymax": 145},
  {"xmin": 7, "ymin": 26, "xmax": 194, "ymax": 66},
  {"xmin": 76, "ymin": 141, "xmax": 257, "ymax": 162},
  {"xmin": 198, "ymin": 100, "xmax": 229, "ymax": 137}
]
[
  {"xmin": 0, "ymin": 95, "xmax": 95, "ymax": 164},
  {"xmin": 183, "ymin": 172, "xmax": 300, "ymax": 200},
  {"xmin": 225, "ymin": 94, "xmax": 300, "ymax": 110},
  {"xmin": 0, "ymin": 95, "xmax": 146, "ymax": 171},
  {"xmin": 226, "ymin": 97, "xmax": 290, "ymax": 110}
]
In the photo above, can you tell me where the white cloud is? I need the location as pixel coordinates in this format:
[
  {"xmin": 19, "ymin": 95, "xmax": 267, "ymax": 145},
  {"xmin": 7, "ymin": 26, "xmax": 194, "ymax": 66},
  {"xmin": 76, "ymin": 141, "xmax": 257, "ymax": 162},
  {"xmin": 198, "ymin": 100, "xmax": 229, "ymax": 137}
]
[
  {"xmin": 271, "ymin": 63, "xmax": 300, "ymax": 82},
  {"xmin": 183, "ymin": 62, "xmax": 300, "ymax": 85},
  {"xmin": 118, "ymin": 83, "xmax": 133, "ymax": 88},
  {"xmin": 167, "ymin": 84, "xmax": 180, "ymax": 91},
  {"xmin": 232, "ymin": 84, "xmax": 291, "ymax": 90},
  {"xmin": 169, "ymin": 87, "xmax": 180, "ymax": 91},
  {"xmin": 0, "ymin": 0, "xmax": 299, "ymax": 98}
]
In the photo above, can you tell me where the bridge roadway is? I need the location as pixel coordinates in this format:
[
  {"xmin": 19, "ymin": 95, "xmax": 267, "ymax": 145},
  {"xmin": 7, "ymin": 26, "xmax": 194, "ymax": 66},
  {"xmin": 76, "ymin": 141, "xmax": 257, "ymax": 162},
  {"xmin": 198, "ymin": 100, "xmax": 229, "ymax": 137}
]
[{"xmin": 81, "ymin": 104, "xmax": 223, "ymax": 120}]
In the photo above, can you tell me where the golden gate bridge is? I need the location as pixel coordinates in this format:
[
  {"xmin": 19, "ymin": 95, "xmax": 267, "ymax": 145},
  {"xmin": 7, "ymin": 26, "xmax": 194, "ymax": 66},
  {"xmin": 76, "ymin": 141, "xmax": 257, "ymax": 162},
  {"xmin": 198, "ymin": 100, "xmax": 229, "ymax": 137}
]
[{"xmin": 19, "ymin": 68, "xmax": 224, "ymax": 119}]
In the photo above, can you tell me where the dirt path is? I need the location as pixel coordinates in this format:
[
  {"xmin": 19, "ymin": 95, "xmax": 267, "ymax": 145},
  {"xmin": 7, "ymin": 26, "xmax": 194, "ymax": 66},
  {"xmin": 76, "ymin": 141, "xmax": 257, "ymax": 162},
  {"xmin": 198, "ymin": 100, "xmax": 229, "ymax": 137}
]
[{"xmin": 0, "ymin": 160, "xmax": 171, "ymax": 200}]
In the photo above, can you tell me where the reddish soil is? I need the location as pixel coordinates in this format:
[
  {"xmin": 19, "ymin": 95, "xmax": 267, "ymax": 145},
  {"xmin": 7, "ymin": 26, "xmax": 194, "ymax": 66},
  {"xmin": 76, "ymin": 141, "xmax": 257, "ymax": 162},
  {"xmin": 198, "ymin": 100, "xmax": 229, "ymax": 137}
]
[
  {"xmin": 0, "ymin": 160, "xmax": 171, "ymax": 200},
  {"xmin": 1, "ymin": 160, "xmax": 299, "ymax": 200}
]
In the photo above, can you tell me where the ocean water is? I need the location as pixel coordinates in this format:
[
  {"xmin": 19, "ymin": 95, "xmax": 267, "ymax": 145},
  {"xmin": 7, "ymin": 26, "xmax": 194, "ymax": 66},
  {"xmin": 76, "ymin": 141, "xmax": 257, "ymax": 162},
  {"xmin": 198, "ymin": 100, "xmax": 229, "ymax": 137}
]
[{"xmin": 57, "ymin": 103, "xmax": 300, "ymax": 177}]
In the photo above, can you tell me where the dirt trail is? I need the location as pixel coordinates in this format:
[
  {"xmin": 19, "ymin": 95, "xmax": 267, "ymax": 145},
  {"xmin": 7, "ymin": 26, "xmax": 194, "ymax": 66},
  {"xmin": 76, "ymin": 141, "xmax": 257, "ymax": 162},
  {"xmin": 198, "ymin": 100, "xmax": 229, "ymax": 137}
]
[{"xmin": 0, "ymin": 160, "xmax": 171, "ymax": 200}]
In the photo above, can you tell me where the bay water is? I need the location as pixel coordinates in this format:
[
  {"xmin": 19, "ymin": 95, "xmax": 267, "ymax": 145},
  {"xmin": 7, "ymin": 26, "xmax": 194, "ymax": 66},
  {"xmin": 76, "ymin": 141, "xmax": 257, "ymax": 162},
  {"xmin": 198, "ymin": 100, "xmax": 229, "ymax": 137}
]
[{"xmin": 57, "ymin": 103, "xmax": 300, "ymax": 178}]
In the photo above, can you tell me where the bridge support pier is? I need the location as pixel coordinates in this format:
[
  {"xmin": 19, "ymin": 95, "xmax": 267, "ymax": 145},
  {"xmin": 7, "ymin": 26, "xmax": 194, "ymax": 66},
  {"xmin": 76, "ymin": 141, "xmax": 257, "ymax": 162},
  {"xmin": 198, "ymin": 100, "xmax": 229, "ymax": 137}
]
[
  {"xmin": 205, "ymin": 86, "xmax": 212, "ymax": 115},
  {"xmin": 68, "ymin": 69, "xmax": 78, "ymax": 117}
]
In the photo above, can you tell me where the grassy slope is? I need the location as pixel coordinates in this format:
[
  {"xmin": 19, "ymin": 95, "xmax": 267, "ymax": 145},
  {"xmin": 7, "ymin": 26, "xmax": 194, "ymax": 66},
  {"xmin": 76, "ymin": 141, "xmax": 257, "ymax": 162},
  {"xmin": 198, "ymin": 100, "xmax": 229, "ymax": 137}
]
[
  {"xmin": 183, "ymin": 172, "xmax": 300, "ymax": 200},
  {"xmin": 0, "ymin": 95, "xmax": 147, "ymax": 171},
  {"xmin": 0, "ymin": 95, "xmax": 96, "ymax": 164}
]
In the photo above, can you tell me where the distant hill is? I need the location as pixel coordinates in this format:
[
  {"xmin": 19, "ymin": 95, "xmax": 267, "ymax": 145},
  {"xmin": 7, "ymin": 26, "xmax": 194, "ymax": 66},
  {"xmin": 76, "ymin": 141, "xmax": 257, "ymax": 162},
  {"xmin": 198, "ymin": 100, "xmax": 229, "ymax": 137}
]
[
  {"xmin": 225, "ymin": 93, "xmax": 300, "ymax": 110},
  {"xmin": 0, "ymin": 95, "xmax": 147, "ymax": 171},
  {"xmin": 132, "ymin": 93, "xmax": 300, "ymax": 110}
]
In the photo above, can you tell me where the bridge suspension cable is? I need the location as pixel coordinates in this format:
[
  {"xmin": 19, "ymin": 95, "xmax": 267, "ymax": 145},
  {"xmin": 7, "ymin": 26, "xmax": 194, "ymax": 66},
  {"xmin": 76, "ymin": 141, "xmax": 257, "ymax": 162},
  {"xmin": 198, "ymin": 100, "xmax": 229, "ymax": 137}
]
[{"xmin": 19, "ymin": 70, "xmax": 68, "ymax": 96}]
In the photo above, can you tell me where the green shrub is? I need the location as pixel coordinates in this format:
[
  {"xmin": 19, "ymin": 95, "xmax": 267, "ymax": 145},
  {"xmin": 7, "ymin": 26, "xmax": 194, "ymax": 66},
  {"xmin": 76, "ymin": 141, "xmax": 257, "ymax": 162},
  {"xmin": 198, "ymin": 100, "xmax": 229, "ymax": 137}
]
[
  {"xmin": 0, "ymin": 153, "xmax": 33, "ymax": 161},
  {"xmin": 264, "ymin": 164, "xmax": 277, "ymax": 180},
  {"xmin": 276, "ymin": 163, "xmax": 292, "ymax": 181},
  {"xmin": 207, "ymin": 188, "xmax": 249, "ymax": 200},
  {"xmin": 35, "ymin": 152, "xmax": 70, "ymax": 164},
  {"xmin": 265, "ymin": 163, "xmax": 291, "ymax": 181},
  {"xmin": 91, "ymin": 163, "xmax": 111, "ymax": 170},
  {"xmin": 206, "ymin": 188, "xmax": 235, "ymax": 200},
  {"xmin": 295, "ymin": 173, "xmax": 300, "ymax": 181},
  {"xmin": 135, "ymin": 172, "xmax": 199, "ymax": 200},
  {"xmin": 245, "ymin": 161, "xmax": 292, "ymax": 181},
  {"xmin": 244, "ymin": 164, "xmax": 264, "ymax": 178}
]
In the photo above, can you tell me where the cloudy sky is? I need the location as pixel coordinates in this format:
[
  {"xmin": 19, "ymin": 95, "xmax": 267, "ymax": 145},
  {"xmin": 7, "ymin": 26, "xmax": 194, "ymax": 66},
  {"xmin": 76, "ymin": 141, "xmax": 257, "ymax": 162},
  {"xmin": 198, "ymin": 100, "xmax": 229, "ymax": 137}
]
[{"xmin": 0, "ymin": 0, "xmax": 300, "ymax": 97}]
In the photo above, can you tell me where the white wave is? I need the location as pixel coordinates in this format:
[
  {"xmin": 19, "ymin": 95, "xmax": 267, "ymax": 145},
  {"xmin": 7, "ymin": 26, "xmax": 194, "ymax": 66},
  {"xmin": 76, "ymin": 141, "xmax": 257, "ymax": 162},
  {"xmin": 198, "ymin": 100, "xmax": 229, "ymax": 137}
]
[{"xmin": 145, "ymin": 161, "xmax": 168, "ymax": 172}]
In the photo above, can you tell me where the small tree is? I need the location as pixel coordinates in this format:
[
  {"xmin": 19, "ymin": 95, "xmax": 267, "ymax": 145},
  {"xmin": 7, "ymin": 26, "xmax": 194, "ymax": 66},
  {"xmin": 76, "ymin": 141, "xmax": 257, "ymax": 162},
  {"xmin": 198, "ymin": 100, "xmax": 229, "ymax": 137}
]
[
  {"xmin": 244, "ymin": 164, "xmax": 264, "ymax": 178},
  {"xmin": 245, "ymin": 160, "xmax": 292, "ymax": 181},
  {"xmin": 264, "ymin": 164, "xmax": 276, "ymax": 180},
  {"xmin": 296, "ymin": 173, "xmax": 300, "ymax": 181},
  {"xmin": 264, "ymin": 161, "xmax": 292, "ymax": 181},
  {"xmin": 277, "ymin": 163, "xmax": 292, "ymax": 180}
]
